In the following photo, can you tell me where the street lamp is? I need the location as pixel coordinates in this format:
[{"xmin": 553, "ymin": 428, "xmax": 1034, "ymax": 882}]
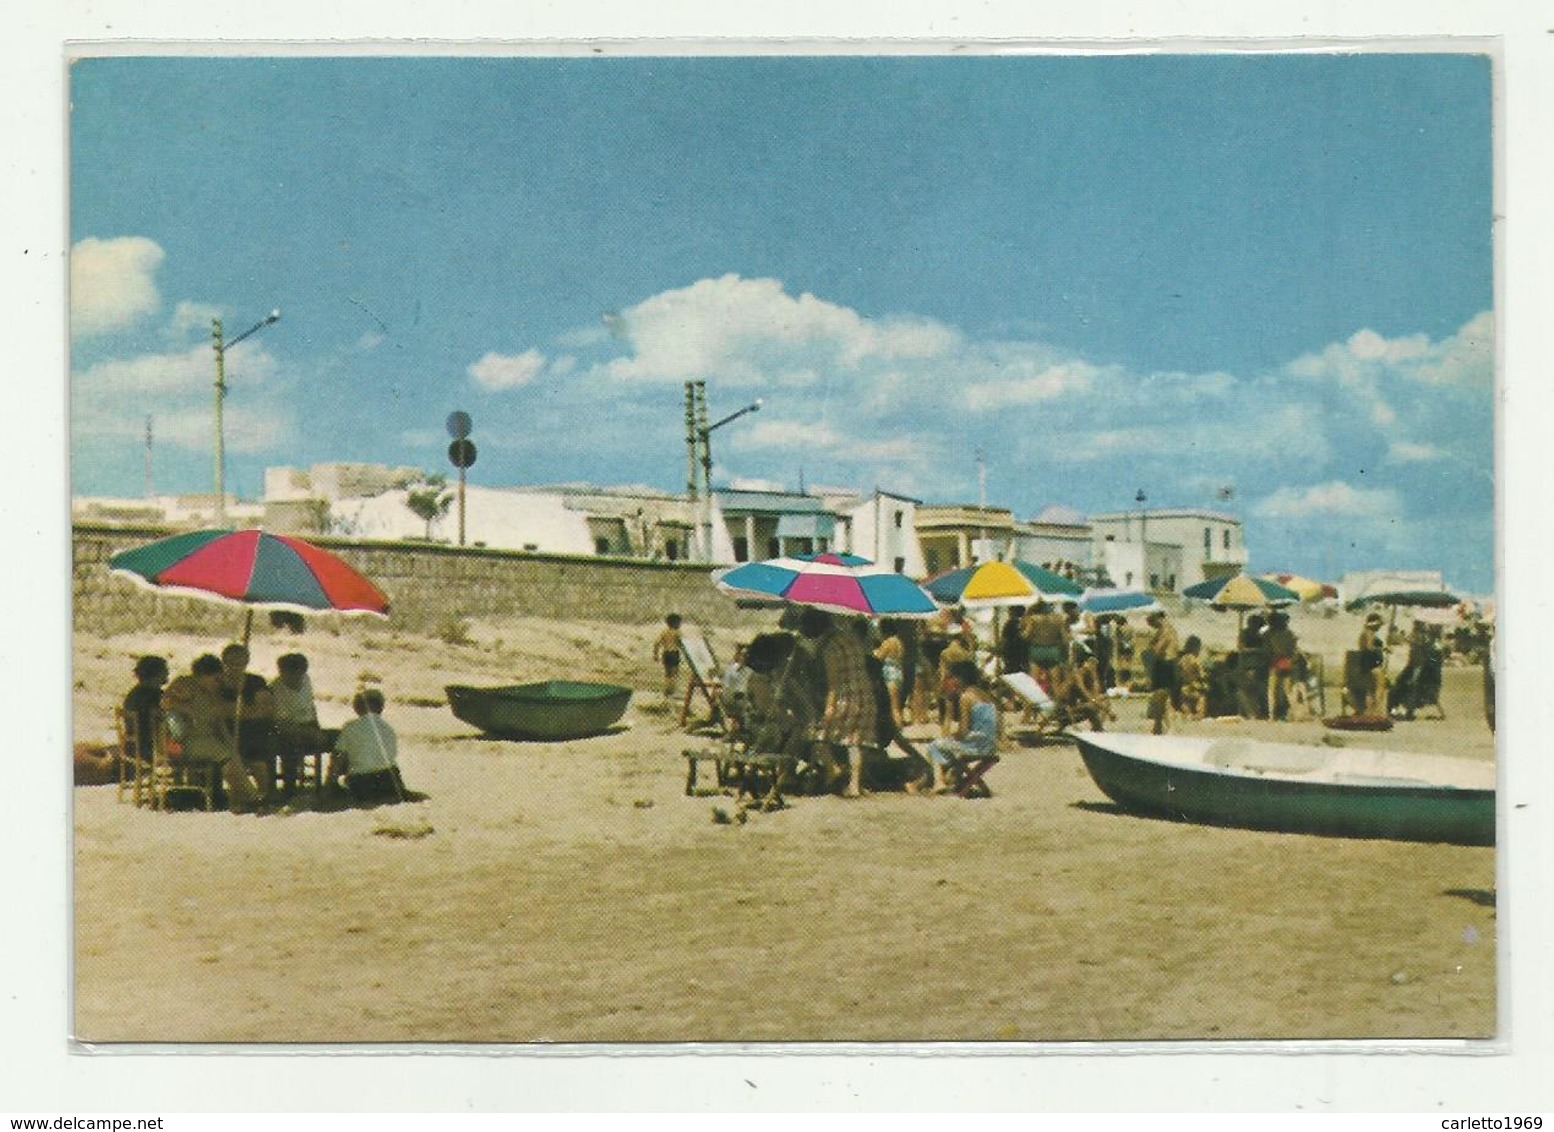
[
  {"xmin": 211, "ymin": 309, "xmax": 281, "ymax": 526},
  {"xmin": 698, "ymin": 395, "xmax": 763, "ymax": 563},
  {"xmin": 1135, "ymin": 488, "xmax": 1148, "ymax": 590}
]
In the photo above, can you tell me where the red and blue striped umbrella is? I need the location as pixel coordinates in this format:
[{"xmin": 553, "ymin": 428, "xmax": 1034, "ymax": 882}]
[
  {"xmin": 713, "ymin": 552, "xmax": 938, "ymax": 618},
  {"xmin": 109, "ymin": 528, "xmax": 389, "ymax": 619}
]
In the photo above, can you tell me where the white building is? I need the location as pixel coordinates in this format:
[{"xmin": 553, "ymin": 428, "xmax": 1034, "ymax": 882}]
[
  {"xmin": 1089, "ymin": 508, "xmax": 1247, "ymax": 592},
  {"xmin": 326, "ymin": 484, "xmax": 597, "ymax": 555},
  {"xmin": 812, "ymin": 489, "xmax": 926, "ymax": 575}
]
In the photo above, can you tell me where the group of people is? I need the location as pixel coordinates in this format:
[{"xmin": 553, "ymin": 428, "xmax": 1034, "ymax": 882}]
[{"xmin": 115, "ymin": 643, "xmax": 413, "ymax": 813}]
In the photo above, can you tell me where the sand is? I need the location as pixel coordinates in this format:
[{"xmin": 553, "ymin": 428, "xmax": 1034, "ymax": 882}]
[{"xmin": 71, "ymin": 606, "xmax": 1497, "ymax": 1044}]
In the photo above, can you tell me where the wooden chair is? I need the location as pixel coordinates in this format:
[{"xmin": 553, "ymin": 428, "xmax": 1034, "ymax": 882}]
[
  {"xmin": 114, "ymin": 706, "xmax": 155, "ymax": 807},
  {"xmin": 147, "ymin": 713, "xmax": 218, "ymax": 812}
]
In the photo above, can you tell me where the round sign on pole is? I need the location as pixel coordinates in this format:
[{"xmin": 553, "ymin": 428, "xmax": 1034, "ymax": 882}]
[
  {"xmin": 448, "ymin": 439, "xmax": 478, "ymax": 469},
  {"xmin": 446, "ymin": 411, "xmax": 473, "ymax": 440}
]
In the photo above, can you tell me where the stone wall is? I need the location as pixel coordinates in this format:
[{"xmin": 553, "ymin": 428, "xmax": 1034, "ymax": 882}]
[{"xmin": 73, "ymin": 524, "xmax": 750, "ymax": 638}]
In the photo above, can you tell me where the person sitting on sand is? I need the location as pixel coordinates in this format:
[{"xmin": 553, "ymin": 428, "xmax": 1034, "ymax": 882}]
[
  {"xmin": 1061, "ymin": 638, "xmax": 1109, "ymax": 732},
  {"xmin": 272, "ymin": 652, "xmax": 323, "ymax": 796},
  {"xmin": 329, "ymin": 688, "xmax": 409, "ymax": 806},
  {"xmin": 918, "ymin": 660, "xmax": 998, "ymax": 794},
  {"xmin": 653, "ymin": 613, "xmax": 683, "ymax": 701},
  {"xmin": 163, "ymin": 654, "xmax": 268, "ymax": 813}
]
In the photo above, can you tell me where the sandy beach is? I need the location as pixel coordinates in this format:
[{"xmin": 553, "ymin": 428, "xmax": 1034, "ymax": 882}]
[{"xmin": 71, "ymin": 605, "xmax": 1496, "ymax": 1044}]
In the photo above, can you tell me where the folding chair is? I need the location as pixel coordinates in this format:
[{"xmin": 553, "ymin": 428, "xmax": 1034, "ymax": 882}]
[
  {"xmin": 942, "ymin": 747, "xmax": 1001, "ymax": 798},
  {"xmin": 998, "ymin": 671, "xmax": 1066, "ymax": 743},
  {"xmin": 678, "ymin": 629, "xmax": 724, "ymax": 732}
]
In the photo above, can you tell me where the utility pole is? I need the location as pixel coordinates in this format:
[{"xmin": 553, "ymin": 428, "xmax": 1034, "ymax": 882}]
[
  {"xmin": 695, "ymin": 381, "xmax": 711, "ymax": 562},
  {"xmin": 977, "ymin": 447, "xmax": 987, "ymax": 562},
  {"xmin": 211, "ymin": 309, "xmax": 280, "ymax": 527}
]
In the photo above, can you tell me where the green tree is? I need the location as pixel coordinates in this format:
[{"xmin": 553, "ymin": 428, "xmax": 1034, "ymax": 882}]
[{"xmin": 405, "ymin": 474, "xmax": 453, "ymax": 540}]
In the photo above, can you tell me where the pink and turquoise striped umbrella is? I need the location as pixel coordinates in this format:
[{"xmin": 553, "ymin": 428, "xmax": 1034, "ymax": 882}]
[
  {"xmin": 713, "ymin": 552, "xmax": 938, "ymax": 618},
  {"xmin": 109, "ymin": 528, "xmax": 390, "ymax": 620}
]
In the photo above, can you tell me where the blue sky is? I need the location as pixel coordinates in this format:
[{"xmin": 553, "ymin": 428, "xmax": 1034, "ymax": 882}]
[{"xmin": 69, "ymin": 53, "xmax": 1494, "ymax": 591}]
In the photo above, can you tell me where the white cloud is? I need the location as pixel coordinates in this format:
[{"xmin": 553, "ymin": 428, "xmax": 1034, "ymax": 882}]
[
  {"xmin": 599, "ymin": 274, "xmax": 959, "ymax": 386},
  {"xmin": 964, "ymin": 360, "xmax": 1099, "ymax": 410},
  {"xmin": 74, "ymin": 342, "xmax": 277, "ymax": 397},
  {"xmin": 1411, "ymin": 310, "xmax": 1494, "ymax": 387},
  {"xmin": 71, "ymin": 236, "xmax": 164, "ymax": 336},
  {"xmin": 1253, "ymin": 481, "xmax": 1402, "ymax": 520},
  {"xmin": 1388, "ymin": 440, "xmax": 1443, "ymax": 463},
  {"xmin": 468, "ymin": 350, "xmax": 546, "ymax": 390},
  {"xmin": 166, "ymin": 300, "xmax": 223, "ymax": 342}
]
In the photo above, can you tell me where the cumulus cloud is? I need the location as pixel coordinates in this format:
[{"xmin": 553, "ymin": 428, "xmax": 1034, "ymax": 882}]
[
  {"xmin": 1253, "ymin": 481, "xmax": 1402, "ymax": 520},
  {"xmin": 71, "ymin": 236, "xmax": 165, "ymax": 336},
  {"xmin": 468, "ymin": 350, "xmax": 546, "ymax": 390},
  {"xmin": 599, "ymin": 274, "xmax": 959, "ymax": 386},
  {"xmin": 74, "ymin": 342, "xmax": 277, "ymax": 397},
  {"xmin": 964, "ymin": 360, "xmax": 1099, "ymax": 410},
  {"xmin": 165, "ymin": 300, "xmax": 223, "ymax": 342}
]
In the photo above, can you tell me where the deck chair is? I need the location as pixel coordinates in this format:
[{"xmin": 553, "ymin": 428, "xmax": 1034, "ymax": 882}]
[
  {"xmin": 1389, "ymin": 650, "xmax": 1446, "ymax": 720},
  {"xmin": 998, "ymin": 671, "xmax": 1066, "ymax": 743},
  {"xmin": 677, "ymin": 629, "xmax": 724, "ymax": 732}
]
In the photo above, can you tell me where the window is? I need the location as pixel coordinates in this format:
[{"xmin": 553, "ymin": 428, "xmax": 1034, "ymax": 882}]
[
  {"xmin": 1223, "ymin": 529, "xmax": 1231, "ymax": 551},
  {"xmin": 1204, "ymin": 528, "xmax": 1211, "ymax": 557},
  {"xmin": 1149, "ymin": 573, "xmax": 1160, "ymax": 590},
  {"xmin": 893, "ymin": 511, "xmax": 904, "ymax": 529},
  {"xmin": 732, "ymin": 537, "xmax": 748, "ymax": 562},
  {"xmin": 766, "ymin": 538, "xmax": 781, "ymax": 559},
  {"xmin": 595, "ymin": 537, "xmax": 611, "ymax": 555},
  {"xmin": 665, "ymin": 541, "xmax": 680, "ymax": 562},
  {"xmin": 894, "ymin": 556, "xmax": 906, "ymax": 573}
]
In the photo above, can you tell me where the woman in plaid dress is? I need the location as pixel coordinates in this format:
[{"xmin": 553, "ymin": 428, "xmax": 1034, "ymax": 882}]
[{"xmin": 799, "ymin": 607, "xmax": 876, "ymax": 797}]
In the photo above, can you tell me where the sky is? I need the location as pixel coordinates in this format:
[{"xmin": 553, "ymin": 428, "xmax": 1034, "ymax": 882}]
[{"xmin": 68, "ymin": 53, "xmax": 1495, "ymax": 591}]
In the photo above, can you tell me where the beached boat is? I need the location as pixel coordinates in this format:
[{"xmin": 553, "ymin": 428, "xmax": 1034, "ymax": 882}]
[
  {"xmin": 445, "ymin": 681, "xmax": 632, "ymax": 740},
  {"xmin": 1071, "ymin": 732, "xmax": 1494, "ymax": 845}
]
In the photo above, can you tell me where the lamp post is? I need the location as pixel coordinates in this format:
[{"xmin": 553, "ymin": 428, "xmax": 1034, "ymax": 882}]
[
  {"xmin": 1135, "ymin": 488, "xmax": 1148, "ymax": 591},
  {"xmin": 698, "ymin": 396, "xmax": 763, "ymax": 563},
  {"xmin": 211, "ymin": 309, "xmax": 281, "ymax": 526}
]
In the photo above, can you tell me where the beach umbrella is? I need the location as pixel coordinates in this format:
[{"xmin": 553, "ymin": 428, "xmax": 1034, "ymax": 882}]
[
  {"xmin": 1265, "ymin": 573, "xmax": 1327, "ymax": 603},
  {"xmin": 712, "ymin": 551, "xmax": 939, "ymax": 618},
  {"xmin": 924, "ymin": 559, "xmax": 1082, "ymax": 606},
  {"xmin": 1078, "ymin": 587, "xmax": 1163, "ymax": 616},
  {"xmin": 1344, "ymin": 589, "xmax": 1460, "ymax": 613},
  {"xmin": 1182, "ymin": 573, "xmax": 1300, "ymax": 610},
  {"xmin": 1182, "ymin": 573, "xmax": 1300, "ymax": 635},
  {"xmin": 109, "ymin": 528, "xmax": 390, "ymax": 643}
]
